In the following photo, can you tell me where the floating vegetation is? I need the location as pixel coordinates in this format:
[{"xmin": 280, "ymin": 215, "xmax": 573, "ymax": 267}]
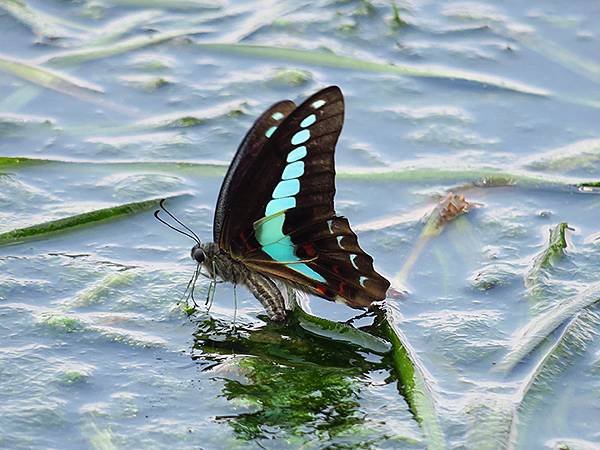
[
  {"xmin": 269, "ymin": 68, "xmax": 313, "ymax": 87},
  {"xmin": 390, "ymin": 1, "xmax": 408, "ymax": 28},
  {"xmin": 117, "ymin": 74, "xmax": 173, "ymax": 91},
  {"xmin": 396, "ymin": 193, "xmax": 472, "ymax": 286},
  {"xmin": 524, "ymin": 223, "xmax": 571, "ymax": 293}
]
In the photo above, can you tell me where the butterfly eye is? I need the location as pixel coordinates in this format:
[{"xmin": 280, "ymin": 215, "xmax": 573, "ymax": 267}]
[{"xmin": 191, "ymin": 245, "xmax": 205, "ymax": 264}]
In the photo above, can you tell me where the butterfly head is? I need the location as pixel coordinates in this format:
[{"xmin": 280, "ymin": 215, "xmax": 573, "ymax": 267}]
[
  {"xmin": 191, "ymin": 243, "xmax": 205, "ymax": 264},
  {"xmin": 154, "ymin": 199, "xmax": 205, "ymax": 263}
]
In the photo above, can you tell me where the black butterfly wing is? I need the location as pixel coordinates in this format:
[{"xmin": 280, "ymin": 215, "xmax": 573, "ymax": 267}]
[
  {"xmin": 243, "ymin": 215, "xmax": 390, "ymax": 308},
  {"xmin": 214, "ymin": 99, "xmax": 296, "ymax": 245},
  {"xmin": 218, "ymin": 86, "xmax": 389, "ymax": 308},
  {"xmin": 222, "ymin": 86, "xmax": 342, "ymax": 254}
]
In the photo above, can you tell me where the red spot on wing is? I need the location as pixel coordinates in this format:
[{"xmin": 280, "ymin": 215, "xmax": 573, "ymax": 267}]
[
  {"xmin": 316, "ymin": 285, "xmax": 328, "ymax": 296},
  {"xmin": 302, "ymin": 243, "xmax": 317, "ymax": 257}
]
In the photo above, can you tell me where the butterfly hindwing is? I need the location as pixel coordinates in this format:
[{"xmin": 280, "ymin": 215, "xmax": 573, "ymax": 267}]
[
  {"xmin": 243, "ymin": 215, "xmax": 390, "ymax": 307},
  {"xmin": 217, "ymin": 86, "xmax": 390, "ymax": 309}
]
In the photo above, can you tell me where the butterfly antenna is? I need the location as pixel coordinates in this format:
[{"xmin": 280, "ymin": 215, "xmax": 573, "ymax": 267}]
[
  {"xmin": 154, "ymin": 210, "xmax": 200, "ymax": 244},
  {"xmin": 159, "ymin": 199, "xmax": 201, "ymax": 243}
]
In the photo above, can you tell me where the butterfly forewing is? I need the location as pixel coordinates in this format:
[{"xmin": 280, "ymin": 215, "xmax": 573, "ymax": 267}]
[
  {"xmin": 214, "ymin": 99, "xmax": 296, "ymax": 245},
  {"xmin": 216, "ymin": 86, "xmax": 390, "ymax": 309}
]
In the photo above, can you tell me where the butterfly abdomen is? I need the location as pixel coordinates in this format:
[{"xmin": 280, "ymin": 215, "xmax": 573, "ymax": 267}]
[{"xmin": 201, "ymin": 242, "xmax": 287, "ymax": 320}]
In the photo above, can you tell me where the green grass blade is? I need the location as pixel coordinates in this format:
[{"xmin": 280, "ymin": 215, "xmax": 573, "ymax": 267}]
[
  {"xmin": 0, "ymin": 194, "xmax": 187, "ymax": 246},
  {"xmin": 84, "ymin": 11, "xmax": 163, "ymax": 47},
  {"xmin": 381, "ymin": 310, "xmax": 446, "ymax": 449},
  {"xmin": 290, "ymin": 294, "xmax": 391, "ymax": 355},
  {"xmin": 0, "ymin": 156, "xmax": 47, "ymax": 170},
  {"xmin": 287, "ymin": 291, "xmax": 446, "ymax": 448},
  {"xmin": 40, "ymin": 28, "xmax": 211, "ymax": 66},
  {"xmin": 0, "ymin": 54, "xmax": 104, "ymax": 102},
  {"xmin": 196, "ymin": 43, "xmax": 550, "ymax": 96},
  {"xmin": 497, "ymin": 282, "xmax": 600, "ymax": 373},
  {"xmin": 3, "ymin": 156, "xmax": 600, "ymax": 193}
]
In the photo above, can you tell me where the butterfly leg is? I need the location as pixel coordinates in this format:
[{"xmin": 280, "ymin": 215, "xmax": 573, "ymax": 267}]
[
  {"xmin": 245, "ymin": 272, "xmax": 287, "ymax": 321},
  {"xmin": 206, "ymin": 260, "xmax": 218, "ymax": 312}
]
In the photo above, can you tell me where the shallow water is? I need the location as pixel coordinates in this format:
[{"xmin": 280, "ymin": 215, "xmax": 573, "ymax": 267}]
[{"xmin": 1, "ymin": 1, "xmax": 600, "ymax": 449}]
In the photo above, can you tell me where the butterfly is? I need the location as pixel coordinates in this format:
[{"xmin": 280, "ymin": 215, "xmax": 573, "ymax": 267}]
[{"xmin": 157, "ymin": 86, "xmax": 390, "ymax": 321}]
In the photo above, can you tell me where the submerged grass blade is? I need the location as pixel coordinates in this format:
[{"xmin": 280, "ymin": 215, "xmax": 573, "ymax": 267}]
[
  {"xmin": 0, "ymin": 0, "xmax": 86, "ymax": 39},
  {"xmin": 0, "ymin": 194, "xmax": 186, "ymax": 246},
  {"xmin": 3, "ymin": 156, "xmax": 600, "ymax": 193},
  {"xmin": 498, "ymin": 282, "xmax": 600, "ymax": 373},
  {"xmin": 508, "ymin": 308, "xmax": 600, "ymax": 447},
  {"xmin": 0, "ymin": 55, "xmax": 105, "ymax": 103},
  {"xmin": 196, "ymin": 43, "xmax": 550, "ymax": 96},
  {"xmin": 0, "ymin": 85, "xmax": 40, "ymax": 112},
  {"xmin": 337, "ymin": 167, "xmax": 598, "ymax": 192},
  {"xmin": 84, "ymin": 10, "xmax": 163, "ymax": 47},
  {"xmin": 524, "ymin": 223, "xmax": 571, "ymax": 292},
  {"xmin": 522, "ymin": 138, "xmax": 600, "ymax": 173},
  {"xmin": 100, "ymin": 0, "xmax": 223, "ymax": 10},
  {"xmin": 40, "ymin": 28, "xmax": 212, "ymax": 66}
]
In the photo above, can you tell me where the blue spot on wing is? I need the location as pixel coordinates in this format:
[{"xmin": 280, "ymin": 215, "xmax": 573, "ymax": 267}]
[
  {"xmin": 265, "ymin": 126, "xmax": 277, "ymax": 138},
  {"xmin": 291, "ymin": 129, "xmax": 310, "ymax": 145},
  {"xmin": 290, "ymin": 263, "xmax": 326, "ymax": 282},
  {"xmin": 265, "ymin": 197, "xmax": 295, "ymax": 216},
  {"xmin": 282, "ymin": 161, "xmax": 304, "ymax": 180},
  {"xmin": 254, "ymin": 213, "xmax": 326, "ymax": 282},
  {"xmin": 287, "ymin": 146, "xmax": 307, "ymax": 162},
  {"xmin": 300, "ymin": 114, "xmax": 316, "ymax": 127},
  {"xmin": 273, "ymin": 179, "xmax": 300, "ymax": 198}
]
